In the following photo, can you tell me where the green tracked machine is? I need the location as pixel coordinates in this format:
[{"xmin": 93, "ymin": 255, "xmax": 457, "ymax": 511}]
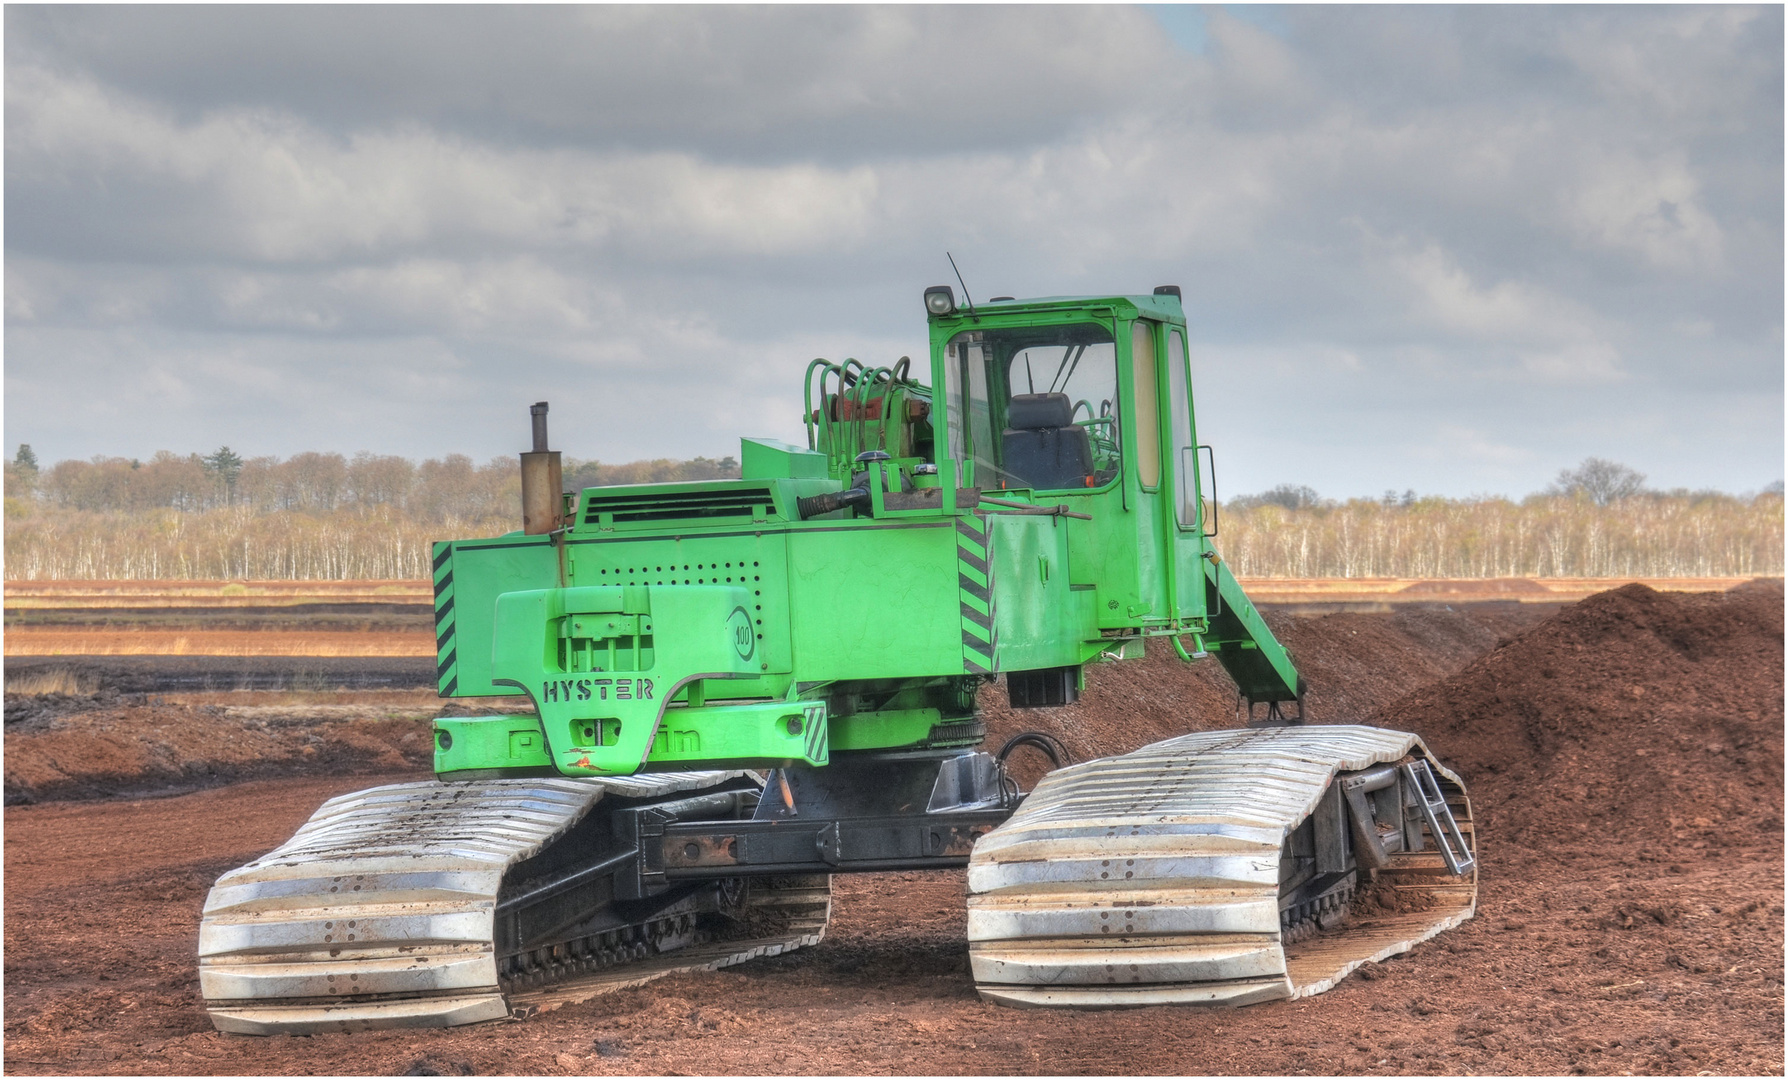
[
  {"xmin": 199, "ymin": 286, "xmax": 1478, "ymax": 1033},
  {"xmin": 432, "ymin": 286, "xmax": 1301, "ymax": 779}
]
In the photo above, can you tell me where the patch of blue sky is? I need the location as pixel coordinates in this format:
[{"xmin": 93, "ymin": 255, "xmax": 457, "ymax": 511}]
[
  {"xmin": 1147, "ymin": 5, "xmax": 1208, "ymax": 53},
  {"xmin": 1147, "ymin": 5, "xmax": 1290, "ymax": 54},
  {"xmin": 1224, "ymin": 5, "xmax": 1289, "ymax": 37}
]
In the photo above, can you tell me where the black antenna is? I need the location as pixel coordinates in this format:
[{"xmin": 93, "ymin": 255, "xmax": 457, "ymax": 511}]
[{"xmin": 947, "ymin": 252, "xmax": 977, "ymax": 318}]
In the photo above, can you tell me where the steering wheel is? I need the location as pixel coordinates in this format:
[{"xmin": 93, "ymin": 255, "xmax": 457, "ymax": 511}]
[{"xmin": 1073, "ymin": 398, "xmax": 1120, "ymax": 470}]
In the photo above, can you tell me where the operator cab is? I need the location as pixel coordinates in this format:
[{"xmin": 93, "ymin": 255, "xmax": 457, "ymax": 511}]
[{"xmin": 924, "ymin": 284, "xmax": 1221, "ymax": 640}]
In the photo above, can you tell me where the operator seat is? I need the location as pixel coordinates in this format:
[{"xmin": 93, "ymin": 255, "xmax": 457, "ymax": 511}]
[{"xmin": 1001, "ymin": 392, "xmax": 1094, "ymax": 490}]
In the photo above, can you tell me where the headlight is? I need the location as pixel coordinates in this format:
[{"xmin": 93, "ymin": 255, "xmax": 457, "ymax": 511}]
[{"xmin": 924, "ymin": 286, "xmax": 956, "ymax": 316}]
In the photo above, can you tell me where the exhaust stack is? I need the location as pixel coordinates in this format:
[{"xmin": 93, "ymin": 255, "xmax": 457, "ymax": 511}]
[{"xmin": 520, "ymin": 401, "xmax": 563, "ymax": 535}]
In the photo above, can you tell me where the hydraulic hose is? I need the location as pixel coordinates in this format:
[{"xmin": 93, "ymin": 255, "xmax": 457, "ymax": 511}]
[
  {"xmin": 996, "ymin": 731, "xmax": 1072, "ymax": 770},
  {"xmin": 795, "ymin": 487, "xmax": 870, "ymax": 520}
]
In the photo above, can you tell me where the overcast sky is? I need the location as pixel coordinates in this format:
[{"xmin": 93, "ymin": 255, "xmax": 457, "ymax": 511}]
[{"xmin": 5, "ymin": 5, "xmax": 1782, "ymax": 498}]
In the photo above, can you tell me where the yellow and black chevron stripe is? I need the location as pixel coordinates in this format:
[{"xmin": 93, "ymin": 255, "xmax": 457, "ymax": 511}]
[
  {"xmin": 432, "ymin": 541, "xmax": 458, "ymax": 696},
  {"xmin": 956, "ymin": 514, "xmax": 997, "ymax": 674}
]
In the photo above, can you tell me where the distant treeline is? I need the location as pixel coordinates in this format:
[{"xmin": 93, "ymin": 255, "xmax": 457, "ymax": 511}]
[
  {"xmin": 1220, "ymin": 461, "xmax": 1783, "ymax": 577},
  {"xmin": 1221, "ymin": 492, "xmax": 1782, "ymax": 579},
  {"xmin": 2, "ymin": 449, "xmax": 1780, "ymax": 580},
  {"xmin": 2, "ymin": 448, "xmax": 739, "ymax": 580},
  {"xmin": 3, "ymin": 447, "xmax": 738, "ymax": 519}
]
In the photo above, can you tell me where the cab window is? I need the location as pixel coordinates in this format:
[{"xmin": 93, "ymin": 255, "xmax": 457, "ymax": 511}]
[
  {"xmin": 1166, "ymin": 328, "xmax": 1197, "ymax": 527},
  {"xmin": 944, "ymin": 324, "xmax": 1120, "ymax": 491},
  {"xmin": 1131, "ymin": 321, "xmax": 1159, "ymax": 490}
]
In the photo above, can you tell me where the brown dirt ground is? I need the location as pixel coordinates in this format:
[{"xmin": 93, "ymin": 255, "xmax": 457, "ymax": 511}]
[
  {"xmin": 4, "ymin": 656, "xmax": 438, "ymax": 697},
  {"xmin": 3, "ymin": 580, "xmax": 430, "ymax": 604},
  {"xmin": 1, "ymin": 691, "xmax": 499, "ymax": 805},
  {"xmin": 3, "ymin": 587, "xmax": 1782, "ymax": 1076},
  {"xmin": 2, "ymin": 628, "xmax": 434, "ymax": 658}
]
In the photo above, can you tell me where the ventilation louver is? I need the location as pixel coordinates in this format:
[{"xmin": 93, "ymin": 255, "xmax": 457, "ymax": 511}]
[{"xmin": 583, "ymin": 486, "xmax": 776, "ymax": 526}]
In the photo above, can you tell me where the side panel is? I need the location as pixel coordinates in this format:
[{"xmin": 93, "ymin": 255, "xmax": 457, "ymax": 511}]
[
  {"xmin": 1174, "ymin": 524, "xmax": 1209, "ymax": 621},
  {"xmin": 434, "ymin": 536, "xmax": 560, "ymax": 697},
  {"xmin": 787, "ymin": 521, "xmax": 964, "ymax": 681},
  {"xmin": 1060, "ymin": 493, "xmax": 1147, "ymax": 632},
  {"xmin": 984, "ymin": 513, "xmax": 1085, "ymax": 673},
  {"xmin": 1130, "ymin": 492, "xmax": 1168, "ymax": 621},
  {"xmin": 564, "ymin": 532, "xmax": 793, "ymax": 685}
]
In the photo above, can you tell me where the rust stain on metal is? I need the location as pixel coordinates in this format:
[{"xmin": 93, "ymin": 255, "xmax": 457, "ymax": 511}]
[
  {"xmin": 942, "ymin": 824, "xmax": 994, "ymax": 856},
  {"xmin": 665, "ymin": 834, "xmax": 739, "ymax": 867}
]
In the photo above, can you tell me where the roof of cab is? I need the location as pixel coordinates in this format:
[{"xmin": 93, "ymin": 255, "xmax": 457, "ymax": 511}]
[{"xmin": 928, "ymin": 292, "xmax": 1185, "ymax": 326}]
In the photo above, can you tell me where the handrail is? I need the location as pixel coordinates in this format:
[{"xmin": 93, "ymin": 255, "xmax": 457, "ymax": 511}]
[{"xmin": 977, "ymin": 496, "xmax": 1092, "ymax": 521}]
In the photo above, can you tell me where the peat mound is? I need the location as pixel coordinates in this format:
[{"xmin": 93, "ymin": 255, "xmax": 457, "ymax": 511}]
[
  {"xmin": 1372, "ymin": 580, "xmax": 1784, "ymax": 852},
  {"xmin": 3, "ymin": 689, "xmax": 142, "ymax": 733},
  {"xmin": 980, "ymin": 603, "xmax": 1543, "ymax": 788},
  {"xmin": 2, "ymin": 655, "xmax": 438, "ymax": 694},
  {"xmin": 2, "ymin": 702, "xmax": 435, "ymax": 805}
]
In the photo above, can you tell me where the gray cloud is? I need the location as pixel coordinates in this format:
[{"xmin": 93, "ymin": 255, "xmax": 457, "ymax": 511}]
[
  {"xmin": 5, "ymin": 5, "xmax": 1781, "ymax": 497},
  {"xmin": 6, "ymin": 6, "xmax": 1173, "ymax": 160}
]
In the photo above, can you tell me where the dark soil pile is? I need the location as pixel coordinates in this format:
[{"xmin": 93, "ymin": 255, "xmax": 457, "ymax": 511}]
[
  {"xmin": 980, "ymin": 603, "xmax": 1545, "ymax": 786},
  {"xmin": 2, "ymin": 702, "xmax": 437, "ymax": 805},
  {"xmin": 1373, "ymin": 580, "xmax": 1784, "ymax": 852},
  {"xmin": 1277, "ymin": 604, "xmax": 1551, "ymax": 723},
  {"xmin": 3, "ymin": 655, "xmax": 437, "ymax": 694},
  {"xmin": 3, "ymin": 690, "xmax": 142, "ymax": 733}
]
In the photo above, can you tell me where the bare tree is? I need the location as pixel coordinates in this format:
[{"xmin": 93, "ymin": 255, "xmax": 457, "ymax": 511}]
[
  {"xmin": 562, "ymin": 459, "xmax": 604, "ymax": 494},
  {"xmin": 347, "ymin": 453, "xmax": 416, "ymax": 509},
  {"xmin": 281, "ymin": 452, "xmax": 349, "ymax": 511},
  {"xmin": 1550, "ymin": 458, "xmax": 1647, "ymax": 506},
  {"xmin": 1233, "ymin": 484, "xmax": 1324, "ymax": 511}
]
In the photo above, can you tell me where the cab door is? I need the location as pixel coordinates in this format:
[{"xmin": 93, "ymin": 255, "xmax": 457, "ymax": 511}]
[
  {"xmin": 1127, "ymin": 317, "xmax": 1208, "ymax": 628},
  {"xmin": 1158, "ymin": 325, "xmax": 1208, "ymax": 625}
]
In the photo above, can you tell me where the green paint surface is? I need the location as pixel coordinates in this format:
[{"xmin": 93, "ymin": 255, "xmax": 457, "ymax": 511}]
[{"xmin": 434, "ymin": 291, "xmax": 1302, "ymax": 778}]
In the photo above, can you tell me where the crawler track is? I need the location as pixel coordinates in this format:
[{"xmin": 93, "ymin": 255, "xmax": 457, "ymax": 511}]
[
  {"xmin": 199, "ymin": 774, "xmax": 830, "ymax": 1034},
  {"xmin": 964, "ymin": 725, "xmax": 1475, "ymax": 1007}
]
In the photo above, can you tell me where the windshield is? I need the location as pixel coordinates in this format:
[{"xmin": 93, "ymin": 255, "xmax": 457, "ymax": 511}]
[{"xmin": 943, "ymin": 324, "xmax": 1120, "ymax": 492}]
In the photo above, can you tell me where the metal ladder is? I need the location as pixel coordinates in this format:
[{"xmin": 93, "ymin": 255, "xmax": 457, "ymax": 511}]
[{"xmin": 1402, "ymin": 760, "xmax": 1475, "ymax": 876}]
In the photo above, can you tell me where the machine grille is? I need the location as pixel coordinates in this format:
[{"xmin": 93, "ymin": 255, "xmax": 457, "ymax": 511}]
[{"xmin": 583, "ymin": 486, "xmax": 776, "ymax": 525}]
